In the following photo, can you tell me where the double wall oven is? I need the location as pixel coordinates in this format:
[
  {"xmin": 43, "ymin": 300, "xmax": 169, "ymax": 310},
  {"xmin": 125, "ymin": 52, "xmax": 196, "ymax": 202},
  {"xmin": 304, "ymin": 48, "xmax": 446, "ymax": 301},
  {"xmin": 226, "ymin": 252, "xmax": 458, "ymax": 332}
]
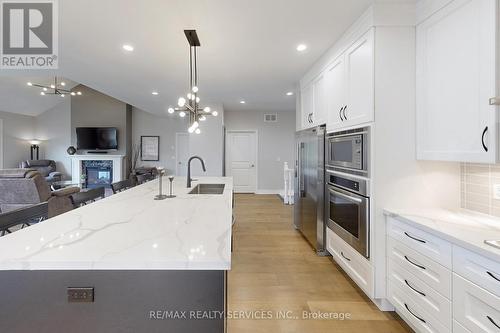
[{"xmin": 326, "ymin": 127, "xmax": 370, "ymax": 258}]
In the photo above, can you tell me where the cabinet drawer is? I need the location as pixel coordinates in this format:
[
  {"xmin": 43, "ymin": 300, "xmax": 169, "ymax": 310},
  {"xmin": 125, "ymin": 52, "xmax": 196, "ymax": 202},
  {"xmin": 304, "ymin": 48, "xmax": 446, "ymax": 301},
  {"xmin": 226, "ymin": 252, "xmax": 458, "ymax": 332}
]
[
  {"xmin": 387, "ymin": 282, "xmax": 450, "ymax": 333},
  {"xmin": 387, "ymin": 259, "xmax": 451, "ymax": 328},
  {"xmin": 387, "ymin": 216, "xmax": 452, "ymax": 268},
  {"xmin": 387, "ymin": 237, "xmax": 451, "ymax": 298},
  {"xmin": 326, "ymin": 228, "xmax": 373, "ymax": 298},
  {"xmin": 453, "ymin": 273, "xmax": 500, "ymax": 333},
  {"xmin": 453, "ymin": 245, "xmax": 500, "ymax": 297}
]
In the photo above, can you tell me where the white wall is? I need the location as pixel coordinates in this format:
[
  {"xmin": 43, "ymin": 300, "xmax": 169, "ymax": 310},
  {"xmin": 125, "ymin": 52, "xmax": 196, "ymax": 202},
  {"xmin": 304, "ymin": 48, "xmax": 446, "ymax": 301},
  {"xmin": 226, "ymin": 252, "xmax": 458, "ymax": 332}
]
[
  {"xmin": 224, "ymin": 109, "xmax": 296, "ymax": 192},
  {"xmin": 0, "ymin": 110, "xmax": 34, "ymax": 168},
  {"xmin": 35, "ymin": 100, "xmax": 72, "ymax": 179},
  {"xmin": 132, "ymin": 106, "xmax": 224, "ymax": 177}
]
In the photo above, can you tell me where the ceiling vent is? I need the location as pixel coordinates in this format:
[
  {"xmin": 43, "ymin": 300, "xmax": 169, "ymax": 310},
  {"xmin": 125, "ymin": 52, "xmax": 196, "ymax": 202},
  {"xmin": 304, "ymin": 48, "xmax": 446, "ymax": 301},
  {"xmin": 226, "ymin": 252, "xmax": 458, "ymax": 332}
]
[{"xmin": 264, "ymin": 113, "xmax": 277, "ymax": 123}]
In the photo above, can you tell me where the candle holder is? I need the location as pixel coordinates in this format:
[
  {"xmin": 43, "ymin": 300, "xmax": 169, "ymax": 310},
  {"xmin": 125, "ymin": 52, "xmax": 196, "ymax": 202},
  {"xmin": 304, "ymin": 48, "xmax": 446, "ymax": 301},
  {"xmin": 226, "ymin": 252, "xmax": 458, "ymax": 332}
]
[
  {"xmin": 154, "ymin": 168, "xmax": 168, "ymax": 200},
  {"xmin": 166, "ymin": 176, "xmax": 176, "ymax": 198}
]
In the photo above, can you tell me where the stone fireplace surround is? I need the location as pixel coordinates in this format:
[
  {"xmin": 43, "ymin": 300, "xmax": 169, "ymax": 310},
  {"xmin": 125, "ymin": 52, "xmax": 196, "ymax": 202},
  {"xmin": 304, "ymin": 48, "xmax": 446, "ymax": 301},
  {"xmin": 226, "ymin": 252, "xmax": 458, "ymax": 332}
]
[{"xmin": 70, "ymin": 155, "xmax": 126, "ymax": 186}]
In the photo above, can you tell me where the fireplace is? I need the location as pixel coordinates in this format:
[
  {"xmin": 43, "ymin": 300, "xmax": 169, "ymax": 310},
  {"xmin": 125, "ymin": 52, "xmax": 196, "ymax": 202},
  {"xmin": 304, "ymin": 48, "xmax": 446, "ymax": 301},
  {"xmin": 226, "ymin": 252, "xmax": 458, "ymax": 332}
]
[{"xmin": 82, "ymin": 160, "xmax": 113, "ymax": 188}]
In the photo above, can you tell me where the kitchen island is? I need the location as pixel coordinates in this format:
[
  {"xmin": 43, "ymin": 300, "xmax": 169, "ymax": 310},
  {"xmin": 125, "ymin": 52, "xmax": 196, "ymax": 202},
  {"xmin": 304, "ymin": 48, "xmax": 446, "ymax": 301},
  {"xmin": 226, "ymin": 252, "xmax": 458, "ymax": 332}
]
[{"xmin": 0, "ymin": 177, "xmax": 233, "ymax": 333}]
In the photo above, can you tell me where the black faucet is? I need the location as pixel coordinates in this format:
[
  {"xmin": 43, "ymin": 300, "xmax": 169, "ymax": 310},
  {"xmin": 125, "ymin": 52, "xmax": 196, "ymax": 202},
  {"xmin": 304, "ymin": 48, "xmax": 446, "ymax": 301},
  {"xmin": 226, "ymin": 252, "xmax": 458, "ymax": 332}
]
[{"xmin": 187, "ymin": 156, "xmax": 206, "ymax": 188}]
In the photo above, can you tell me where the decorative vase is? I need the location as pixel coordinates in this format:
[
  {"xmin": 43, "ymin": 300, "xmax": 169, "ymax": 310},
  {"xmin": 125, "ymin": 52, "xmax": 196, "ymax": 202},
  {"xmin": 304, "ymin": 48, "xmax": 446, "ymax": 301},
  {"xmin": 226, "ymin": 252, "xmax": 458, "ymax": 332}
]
[{"xmin": 67, "ymin": 146, "xmax": 76, "ymax": 155}]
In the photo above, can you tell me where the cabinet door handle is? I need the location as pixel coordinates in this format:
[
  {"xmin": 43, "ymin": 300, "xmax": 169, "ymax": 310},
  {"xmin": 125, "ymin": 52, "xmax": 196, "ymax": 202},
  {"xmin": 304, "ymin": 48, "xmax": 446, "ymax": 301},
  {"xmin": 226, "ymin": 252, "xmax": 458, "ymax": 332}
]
[
  {"xmin": 404, "ymin": 255, "xmax": 426, "ymax": 270},
  {"xmin": 482, "ymin": 126, "xmax": 489, "ymax": 152},
  {"xmin": 404, "ymin": 303, "xmax": 426, "ymax": 323},
  {"xmin": 487, "ymin": 316, "xmax": 500, "ymax": 330},
  {"xmin": 404, "ymin": 232, "xmax": 427, "ymax": 244},
  {"xmin": 404, "ymin": 279, "xmax": 426, "ymax": 297},
  {"xmin": 343, "ymin": 105, "xmax": 348, "ymax": 120},
  {"xmin": 340, "ymin": 251, "xmax": 351, "ymax": 261},
  {"xmin": 487, "ymin": 271, "xmax": 500, "ymax": 283},
  {"xmin": 309, "ymin": 113, "xmax": 313, "ymax": 123},
  {"xmin": 339, "ymin": 107, "xmax": 345, "ymax": 121}
]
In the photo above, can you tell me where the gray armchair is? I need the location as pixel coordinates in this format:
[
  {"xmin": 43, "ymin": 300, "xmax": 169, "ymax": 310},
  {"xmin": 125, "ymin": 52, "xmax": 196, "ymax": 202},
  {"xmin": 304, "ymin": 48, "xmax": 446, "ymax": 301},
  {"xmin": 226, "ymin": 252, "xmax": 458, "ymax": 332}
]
[
  {"xmin": 19, "ymin": 160, "xmax": 62, "ymax": 184},
  {"xmin": 0, "ymin": 169, "xmax": 79, "ymax": 218}
]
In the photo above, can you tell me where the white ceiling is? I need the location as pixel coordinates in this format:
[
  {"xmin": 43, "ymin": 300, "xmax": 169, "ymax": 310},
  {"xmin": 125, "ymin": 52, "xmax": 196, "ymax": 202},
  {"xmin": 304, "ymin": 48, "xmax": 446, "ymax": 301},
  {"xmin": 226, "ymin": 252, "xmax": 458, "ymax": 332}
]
[{"xmin": 1, "ymin": 0, "xmax": 407, "ymax": 116}]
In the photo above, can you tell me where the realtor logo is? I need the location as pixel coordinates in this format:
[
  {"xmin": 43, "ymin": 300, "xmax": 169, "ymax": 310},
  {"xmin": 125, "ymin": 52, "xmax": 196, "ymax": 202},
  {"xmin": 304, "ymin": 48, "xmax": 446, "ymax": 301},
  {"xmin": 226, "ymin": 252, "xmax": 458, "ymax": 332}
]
[{"xmin": 1, "ymin": 0, "xmax": 58, "ymax": 69}]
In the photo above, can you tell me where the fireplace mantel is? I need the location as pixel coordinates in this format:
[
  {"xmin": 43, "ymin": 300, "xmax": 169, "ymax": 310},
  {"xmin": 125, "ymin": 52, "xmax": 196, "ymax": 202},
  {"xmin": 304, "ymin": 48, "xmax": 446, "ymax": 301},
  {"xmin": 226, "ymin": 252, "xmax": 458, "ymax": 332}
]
[{"xmin": 70, "ymin": 155, "xmax": 126, "ymax": 185}]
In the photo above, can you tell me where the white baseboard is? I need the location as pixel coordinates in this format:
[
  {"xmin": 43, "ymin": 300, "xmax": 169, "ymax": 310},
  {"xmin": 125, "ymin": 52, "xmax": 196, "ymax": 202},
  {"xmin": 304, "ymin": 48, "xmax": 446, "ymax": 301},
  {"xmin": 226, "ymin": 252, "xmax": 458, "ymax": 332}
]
[{"xmin": 255, "ymin": 189, "xmax": 281, "ymax": 195}]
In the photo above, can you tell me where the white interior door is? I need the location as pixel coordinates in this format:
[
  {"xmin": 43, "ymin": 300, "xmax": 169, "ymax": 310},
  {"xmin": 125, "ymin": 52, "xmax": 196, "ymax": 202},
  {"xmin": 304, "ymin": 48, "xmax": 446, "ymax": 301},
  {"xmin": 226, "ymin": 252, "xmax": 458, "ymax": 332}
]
[
  {"xmin": 226, "ymin": 131, "xmax": 257, "ymax": 193},
  {"xmin": 175, "ymin": 133, "xmax": 189, "ymax": 176}
]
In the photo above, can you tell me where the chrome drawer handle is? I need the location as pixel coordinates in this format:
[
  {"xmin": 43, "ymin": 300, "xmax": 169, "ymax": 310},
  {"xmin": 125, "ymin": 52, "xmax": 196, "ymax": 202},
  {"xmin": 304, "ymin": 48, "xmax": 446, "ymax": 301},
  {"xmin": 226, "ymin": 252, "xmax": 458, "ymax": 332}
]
[
  {"xmin": 405, "ymin": 279, "xmax": 426, "ymax": 297},
  {"xmin": 487, "ymin": 316, "xmax": 500, "ymax": 330},
  {"xmin": 404, "ymin": 303, "xmax": 426, "ymax": 323},
  {"xmin": 404, "ymin": 232, "xmax": 427, "ymax": 244},
  {"xmin": 487, "ymin": 271, "xmax": 500, "ymax": 283},
  {"xmin": 340, "ymin": 251, "xmax": 351, "ymax": 262},
  {"xmin": 404, "ymin": 255, "xmax": 426, "ymax": 270}
]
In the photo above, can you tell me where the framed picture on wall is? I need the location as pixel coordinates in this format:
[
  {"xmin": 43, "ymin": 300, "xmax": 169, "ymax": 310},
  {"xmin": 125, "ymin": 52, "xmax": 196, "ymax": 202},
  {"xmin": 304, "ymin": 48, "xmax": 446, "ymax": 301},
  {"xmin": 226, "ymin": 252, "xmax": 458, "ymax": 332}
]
[{"xmin": 140, "ymin": 136, "xmax": 160, "ymax": 161}]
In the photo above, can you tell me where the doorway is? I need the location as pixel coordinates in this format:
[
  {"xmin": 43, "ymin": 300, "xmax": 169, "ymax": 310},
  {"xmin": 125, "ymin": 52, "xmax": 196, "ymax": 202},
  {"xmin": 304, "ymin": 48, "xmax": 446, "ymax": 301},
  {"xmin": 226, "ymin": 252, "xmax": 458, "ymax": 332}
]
[
  {"xmin": 225, "ymin": 130, "xmax": 257, "ymax": 193},
  {"xmin": 175, "ymin": 133, "xmax": 189, "ymax": 176}
]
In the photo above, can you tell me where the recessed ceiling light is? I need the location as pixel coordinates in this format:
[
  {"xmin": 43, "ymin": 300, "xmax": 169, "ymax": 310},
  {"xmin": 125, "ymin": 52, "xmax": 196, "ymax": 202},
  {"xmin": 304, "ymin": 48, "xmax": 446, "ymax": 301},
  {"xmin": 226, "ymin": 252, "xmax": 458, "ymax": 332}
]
[
  {"xmin": 240, "ymin": 100, "xmax": 246, "ymax": 104},
  {"xmin": 122, "ymin": 44, "xmax": 134, "ymax": 52},
  {"xmin": 296, "ymin": 44, "xmax": 307, "ymax": 52},
  {"xmin": 286, "ymin": 91, "xmax": 294, "ymax": 96},
  {"xmin": 151, "ymin": 91, "xmax": 159, "ymax": 95}
]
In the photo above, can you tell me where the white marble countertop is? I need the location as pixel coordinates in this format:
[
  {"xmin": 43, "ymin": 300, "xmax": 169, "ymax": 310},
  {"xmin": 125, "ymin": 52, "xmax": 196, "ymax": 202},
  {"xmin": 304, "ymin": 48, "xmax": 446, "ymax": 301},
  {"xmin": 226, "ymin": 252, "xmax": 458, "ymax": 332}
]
[
  {"xmin": 384, "ymin": 208, "xmax": 500, "ymax": 261},
  {"xmin": 0, "ymin": 177, "xmax": 233, "ymax": 270}
]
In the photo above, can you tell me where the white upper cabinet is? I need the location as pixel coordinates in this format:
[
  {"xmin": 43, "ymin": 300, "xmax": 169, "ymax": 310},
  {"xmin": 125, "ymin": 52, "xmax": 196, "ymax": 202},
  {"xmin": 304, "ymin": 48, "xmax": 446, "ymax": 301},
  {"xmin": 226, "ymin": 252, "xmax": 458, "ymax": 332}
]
[
  {"xmin": 326, "ymin": 29, "xmax": 375, "ymax": 131},
  {"xmin": 312, "ymin": 73, "xmax": 327, "ymax": 126},
  {"xmin": 416, "ymin": 0, "xmax": 497, "ymax": 163},
  {"xmin": 300, "ymin": 82, "xmax": 314, "ymax": 129},
  {"xmin": 343, "ymin": 29, "xmax": 375, "ymax": 127}
]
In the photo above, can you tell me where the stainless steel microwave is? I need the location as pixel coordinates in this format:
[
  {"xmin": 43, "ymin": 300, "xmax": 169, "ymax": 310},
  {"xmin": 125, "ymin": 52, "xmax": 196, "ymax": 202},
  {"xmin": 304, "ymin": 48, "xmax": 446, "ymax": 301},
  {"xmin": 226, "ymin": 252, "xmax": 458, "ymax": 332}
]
[{"xmin": 326, "ymin": 128, "xmax": 369, "ymax": 173}]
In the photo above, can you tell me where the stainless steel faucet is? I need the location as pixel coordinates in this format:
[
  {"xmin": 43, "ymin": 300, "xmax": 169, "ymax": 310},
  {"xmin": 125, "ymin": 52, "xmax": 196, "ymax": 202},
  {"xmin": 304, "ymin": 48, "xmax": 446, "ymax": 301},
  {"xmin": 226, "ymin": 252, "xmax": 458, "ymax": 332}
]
[{"xmin": 187, "ymin": 156, "xmax": 206, "ymax": 188}]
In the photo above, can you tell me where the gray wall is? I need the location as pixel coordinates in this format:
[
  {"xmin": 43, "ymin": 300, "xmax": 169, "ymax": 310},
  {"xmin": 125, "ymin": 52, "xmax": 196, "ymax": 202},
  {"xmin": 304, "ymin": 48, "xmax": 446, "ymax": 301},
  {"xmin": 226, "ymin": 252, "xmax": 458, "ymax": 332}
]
[
  {"xmin": 35, "ymin": 100, "xmax": 72, "ymax": 178},
  {"xmin": 71, "ymin": 85, "xmax": 128, "ymax": 155},
  {"xmin": 224, "ymin": 110, "xmax": 295, "ymax": 191},
  {"xmin": 0, "ymin": 110, "xmax": 34, "ymax": 168}
]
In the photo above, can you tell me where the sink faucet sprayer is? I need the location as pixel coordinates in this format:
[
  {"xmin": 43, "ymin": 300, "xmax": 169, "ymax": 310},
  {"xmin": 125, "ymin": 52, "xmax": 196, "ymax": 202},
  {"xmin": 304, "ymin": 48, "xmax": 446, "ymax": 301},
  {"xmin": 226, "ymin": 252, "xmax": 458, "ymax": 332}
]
[{"xmin": 187, "ymin": 156, "xmax": 206, "ymax": 188}]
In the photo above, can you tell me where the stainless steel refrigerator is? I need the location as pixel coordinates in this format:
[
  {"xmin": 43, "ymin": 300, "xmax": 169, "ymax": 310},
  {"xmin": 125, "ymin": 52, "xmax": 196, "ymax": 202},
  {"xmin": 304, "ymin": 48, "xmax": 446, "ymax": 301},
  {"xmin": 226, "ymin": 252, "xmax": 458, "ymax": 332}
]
[{"xmin": 294, "ymin": 125, "xmax": 327, "ymax": 255}]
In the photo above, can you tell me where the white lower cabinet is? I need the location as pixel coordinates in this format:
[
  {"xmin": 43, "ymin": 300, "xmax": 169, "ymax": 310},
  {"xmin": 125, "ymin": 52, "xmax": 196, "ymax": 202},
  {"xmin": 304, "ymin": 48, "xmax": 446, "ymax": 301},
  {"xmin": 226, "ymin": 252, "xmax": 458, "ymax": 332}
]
[
  {"xmin": 326, "ymin": 228, "xmax": 374, "ymax": 298},
  {"xmin": 386, "ymin": 216, "xmax": 500, "ymax": 333}
]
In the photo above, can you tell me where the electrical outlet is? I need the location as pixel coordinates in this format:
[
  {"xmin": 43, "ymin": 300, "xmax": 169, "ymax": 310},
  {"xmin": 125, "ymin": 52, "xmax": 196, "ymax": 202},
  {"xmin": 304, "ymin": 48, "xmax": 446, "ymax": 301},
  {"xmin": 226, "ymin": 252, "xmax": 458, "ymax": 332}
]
[
  {"xmin": 493, "ymin": 184, "xmax": 500, "ymax": 200},
  {"xmin": 67, "ymin": 287, "xmax": 94, "ymax": 303}
]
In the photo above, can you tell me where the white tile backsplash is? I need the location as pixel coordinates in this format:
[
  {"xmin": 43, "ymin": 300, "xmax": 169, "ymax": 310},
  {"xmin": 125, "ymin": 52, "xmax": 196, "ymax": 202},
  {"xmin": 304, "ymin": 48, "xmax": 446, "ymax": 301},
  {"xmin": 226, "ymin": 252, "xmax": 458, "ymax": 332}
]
[{"xmin": 461, "ymin": 163, "xmax": 500, "ymax": 217}]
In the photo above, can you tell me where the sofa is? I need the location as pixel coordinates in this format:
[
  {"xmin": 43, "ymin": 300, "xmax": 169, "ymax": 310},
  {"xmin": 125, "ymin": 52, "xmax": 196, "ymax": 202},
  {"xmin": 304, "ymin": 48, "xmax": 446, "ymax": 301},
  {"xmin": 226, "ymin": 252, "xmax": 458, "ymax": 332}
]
[
  {"xmin": 0, "ymin": 169, "xmax": 79, "ymax": 218},
  {"xmin": 19, "ymin": 160, "xmax": 62, "ymax": 184}
]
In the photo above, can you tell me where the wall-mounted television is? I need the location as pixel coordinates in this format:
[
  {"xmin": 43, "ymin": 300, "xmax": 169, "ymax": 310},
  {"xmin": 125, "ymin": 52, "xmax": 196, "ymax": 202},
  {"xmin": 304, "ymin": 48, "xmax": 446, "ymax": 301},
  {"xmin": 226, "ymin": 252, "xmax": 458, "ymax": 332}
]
[{"xmin": 76, "ymin": 127, "xmax": 118, "ymax": 150}]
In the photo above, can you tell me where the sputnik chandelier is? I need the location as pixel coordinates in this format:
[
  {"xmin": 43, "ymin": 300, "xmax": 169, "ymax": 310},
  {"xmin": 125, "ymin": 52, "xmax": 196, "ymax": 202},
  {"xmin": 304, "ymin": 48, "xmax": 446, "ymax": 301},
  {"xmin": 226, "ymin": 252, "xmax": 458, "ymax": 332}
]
[
  {"xmin": 27, "ymin": 77, "xmax": 82, "ymax": 97},
  {"xmin": 167, "ymin": 30, "xmax": 218, "ymax": 134}
]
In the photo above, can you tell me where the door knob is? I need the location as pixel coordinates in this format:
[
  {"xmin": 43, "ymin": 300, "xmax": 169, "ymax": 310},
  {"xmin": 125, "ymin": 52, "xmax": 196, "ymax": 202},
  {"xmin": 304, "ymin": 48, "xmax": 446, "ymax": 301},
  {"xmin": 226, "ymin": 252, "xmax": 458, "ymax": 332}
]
[{"xmin": 251, "ymin": 164, "xmax": 255, "ymax": 167}]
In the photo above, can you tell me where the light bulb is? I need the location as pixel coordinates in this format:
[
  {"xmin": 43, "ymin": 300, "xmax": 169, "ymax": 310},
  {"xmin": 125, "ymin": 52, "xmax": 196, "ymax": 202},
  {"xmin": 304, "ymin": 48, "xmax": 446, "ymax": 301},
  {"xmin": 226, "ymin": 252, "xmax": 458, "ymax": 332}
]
[
  {"xmin": 192, "ymin": 86, "xmax": 198, "ymax": 93},
  {"xmin": 204, "ymin": 107, "xmax": 211, "ymax": 113},
  {"xmin": 192, "ymin": 121, "xmax": 199, "ymax": 129},
  {"xmin": 195, "ymin": 128, "xmax": 201, "ymax": 134},
  {"xmin": 178, "ymin": 97, "xmax": 186, "ymax": 107},
  {"xmin": 27, "ymin": 82, "xmax": 33, "ymax": 86},
  {"xmin": 179, "ymin": 111, "xmax": 186, "ymax": 117},
  {"xmin": 60, "ymin": 82, "xmax": 66, "ymax": 86},
  {"xmin": 200, "ymin": 115, "xmax": 206, "ymax": 121},
  {"xmin": 212, "ymin": 111, "xmax": 218, "ymax": 116},
  {"xmin": 187, "ymin": 93, "xmax": 192, "ymax": 99},
  {"xmin": 70, "ymin": 92, "xmax": 76, "ymax": 96},
  {"xmin": 60, "ymin": 94, "xmax": 65, "ymax": 98},
  {"xmin": 188, "ymin": 125, "xmax": 195, "ymax": 133},
  {"xmin": 77, "ymin": 91, "xmax": 82, "ymax": 95},
  {"xmin": 196, "ymin": 97, "xmax": 200, "ymax": 103},
  {"xmin": 43, "ymin": 87, "xmax": 48, "ymax": 91},
  {"xmin": 40, "ymin": 92, "xmax": 45, "ymax": 96},
  {"xmin": 167, "ymin": 107, "xmax": 174, "ymax": 114},
  {"xmin": 191, "ymin": 94, "xmax": 196, "ymax": 100},
  {"xmin": 50, "ymin": 84, "xmax": 55, "ymax": 89}
]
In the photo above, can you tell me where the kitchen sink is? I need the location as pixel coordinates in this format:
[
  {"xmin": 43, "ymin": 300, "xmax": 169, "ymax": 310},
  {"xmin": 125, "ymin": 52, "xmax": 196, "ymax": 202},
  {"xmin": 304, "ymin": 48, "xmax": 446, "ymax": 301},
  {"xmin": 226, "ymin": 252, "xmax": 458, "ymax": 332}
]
[
  {"xmin": 485, "ymin": 240, "xmax": 500, "ymax": 250},
  {"xmin": 188, "ymin": 184, "xmax": 225, "ymax": 195}
]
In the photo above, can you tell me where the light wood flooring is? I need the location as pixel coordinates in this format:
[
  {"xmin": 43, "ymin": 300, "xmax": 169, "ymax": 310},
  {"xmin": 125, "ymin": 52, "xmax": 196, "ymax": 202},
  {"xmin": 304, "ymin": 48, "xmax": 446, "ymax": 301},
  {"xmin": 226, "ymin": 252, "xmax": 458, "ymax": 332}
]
[{"xmin": 227, "ymin": 194, "xmax": 412, "ymax": 333}]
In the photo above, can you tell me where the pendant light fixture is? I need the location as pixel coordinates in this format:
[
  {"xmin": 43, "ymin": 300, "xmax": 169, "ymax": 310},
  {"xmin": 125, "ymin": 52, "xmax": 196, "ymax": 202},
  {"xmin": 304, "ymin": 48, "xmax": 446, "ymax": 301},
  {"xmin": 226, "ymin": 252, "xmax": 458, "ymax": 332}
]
[
  {"xmin": 168, "ymin": 30, "xmax": 217, "ymax": 134},
  {"xmin": 27, "ymin": 77, "xmax": 82, "ymax": 97}
]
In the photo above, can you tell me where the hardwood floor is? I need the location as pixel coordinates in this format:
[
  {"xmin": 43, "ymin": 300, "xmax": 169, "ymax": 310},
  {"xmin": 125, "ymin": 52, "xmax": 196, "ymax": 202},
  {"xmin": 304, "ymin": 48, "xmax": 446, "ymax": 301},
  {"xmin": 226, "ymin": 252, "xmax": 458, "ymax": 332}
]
[{"xmin": 228, "ymin": 194, "xmax": 412, "ymax": 333}]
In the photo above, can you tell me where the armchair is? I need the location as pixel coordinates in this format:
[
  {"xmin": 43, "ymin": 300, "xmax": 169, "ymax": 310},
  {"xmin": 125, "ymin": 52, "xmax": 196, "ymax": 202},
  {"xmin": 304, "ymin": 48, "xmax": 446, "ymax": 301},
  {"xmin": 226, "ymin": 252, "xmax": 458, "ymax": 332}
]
[
  {"xmin": 19, "ymin": 160, "xmax": 62, "ymax": 184},
  {"xmin": 0, "ymin": 169, "xmax": 79, "ymax": 218}
]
